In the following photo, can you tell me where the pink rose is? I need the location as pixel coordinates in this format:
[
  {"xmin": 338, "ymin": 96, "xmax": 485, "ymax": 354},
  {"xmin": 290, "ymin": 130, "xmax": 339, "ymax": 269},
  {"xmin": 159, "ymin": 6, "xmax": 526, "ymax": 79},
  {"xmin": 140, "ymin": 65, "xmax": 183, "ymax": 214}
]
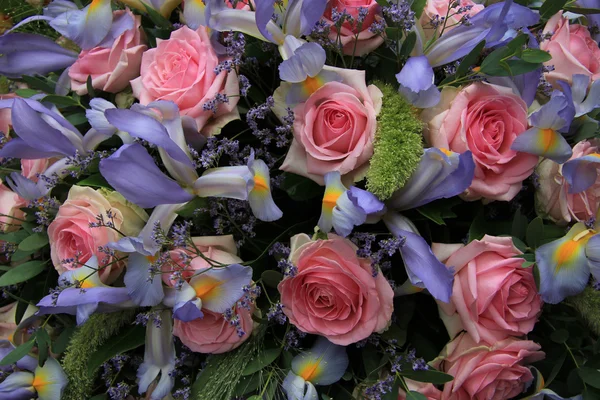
[
  {"xmin": 433, "ymin": 235, "xmax": 542, "ymax": 344},
  {"xmin": 69, "ymin": 10, "xmax": 147, "ymax": 95},
  {"xmin": 0, "ymin": 303, "xmax": 18, "ymax": 342},
  {"xmin": 281, "ymin": 69, "xmax": 383, "ymax": 184},
  {"xmin": 168, "ymin": 235, "xmax": 254, "ymax": 354},
  {"xmin": 131, "ymin": 26, "xmax": 240, "ymax": 136},
  {"xmin": 173, "ymin": 303, "xmax": 255, "ymax": 354},
  {"xmin": 420, "ymin": 0, "xmax": 484, "ymax": 40},
  {"xmin": 0, "ymin": 183, "xmax": 25, "ymax": 233},
  {"xmin": 536, "ymin": 139, "xmax": 600, "ymax": 225},
  {"xmin": 436, "ymin": 333, "xmax": 544, "ymax": 400},
  {"xmin": 0, "ymin": 93, "xmax": 16, "ymax": 138},
  {"xmin": 422, "ymin": 82, "xmax": 538, "ymax": 201},
  {"xmin": 541, "ymin": 11, "xmax": 600, "ymax": 86},
  {"xmin": 277, "ymin": 233, "xmax": 394, "ymax": 345},
  {"xmin": 323, "ymin": 0, "xmax": 384, "ymax": 56},
  {"xmin": 21, "ymin": 158, "xmax": 53, "ymax": 182},
  {"xmin": 48, "ymin": 186, "xmax": 148, "ymax": 283}
]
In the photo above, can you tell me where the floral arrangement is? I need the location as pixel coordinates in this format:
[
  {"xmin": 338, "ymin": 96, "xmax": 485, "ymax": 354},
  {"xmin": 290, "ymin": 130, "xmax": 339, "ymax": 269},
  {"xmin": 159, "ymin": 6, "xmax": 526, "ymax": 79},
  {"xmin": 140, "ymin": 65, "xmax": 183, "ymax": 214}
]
[{"xmin": 0, "ymin": 0, "xmax": 600, "ymax": 399}]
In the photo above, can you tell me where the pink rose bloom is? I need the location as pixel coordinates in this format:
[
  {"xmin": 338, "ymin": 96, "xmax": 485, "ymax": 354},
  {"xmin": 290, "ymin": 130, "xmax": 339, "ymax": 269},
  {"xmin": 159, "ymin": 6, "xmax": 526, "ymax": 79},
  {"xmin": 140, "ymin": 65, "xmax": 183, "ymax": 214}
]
[
  {"xmin": 173, "ymin": 303, "xmax": 255, "ymax": 354},
  {"xmin": 0, "ymin": 93, "xmax": 16, "ymax": 138},
  {"xmin": 69, "ymin": 10, "xmax": 147, "ymax": 95},
  {"xmin": 420, "ymin": 0, "xmax": 484, "ymax": 40},
  {"xmin": 541, "ymin": 11, "xmax": 600, "ymax": 87},
  {"xmin": 131, "ymin": 26, "xmax": 240, "ymax": 136},
  {"xmin": 323, "ymin": 0, "xmax": 384, "ymax": 56},
  {"xmin": 433, "ymin": 235, "xmax": 542, "ymax": 344},
  {"xmin": 536, "ymin": 140, "xmax": 600, "ymax": 225},
  {"xmin": 422, "ymin": 82, "xmax": 538, "ymax": 201},
  {"xmin": 0, "ymin": 184, "xmax": 25, "ymax": 233},
  {"xmin": 281, "ymin": 69, "xmax": 383, "ymax": 185},
  {"xmin": 48, "ymin": 186, "xmax": 148, "ymax": 283},
  {"xmin": 168, "ymin": 235, "xmax": 255, "ymax": 354},
  {"xmin": 0, "ymin": 303, "xmax": 18, "ymax": 342},
  {"xmin": 21, "ymin": 158, "xmax": 53, "ymax": 182},
  {"xmin": 277, "ymin": 233, "xmax": 394, "ymax": 345},
  {"xmin": 436, "ymin": 333, "xmax": 544, "ymax": 400},
  {"xmin": 398, "ymin": 380, "xmax": 442, "ymax": 400}
]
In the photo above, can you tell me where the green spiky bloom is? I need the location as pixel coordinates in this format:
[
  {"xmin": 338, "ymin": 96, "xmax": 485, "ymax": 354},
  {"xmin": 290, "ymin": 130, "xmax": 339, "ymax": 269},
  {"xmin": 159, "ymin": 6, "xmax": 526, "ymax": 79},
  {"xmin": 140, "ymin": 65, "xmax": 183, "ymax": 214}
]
[
  {"xmin": 194, "ymin": 324, "xmax": 267, "ymax": 400},
  {"xmin": 60, "ymin": 311, "xmax": 135, "ymax": 400},
  {"xmin": 567, "ymin": 286, "xmax": 600, "ymax": 336},
  {"xmin": 366, "ymin": 81, "xmax": 424, "ymax": 201}
]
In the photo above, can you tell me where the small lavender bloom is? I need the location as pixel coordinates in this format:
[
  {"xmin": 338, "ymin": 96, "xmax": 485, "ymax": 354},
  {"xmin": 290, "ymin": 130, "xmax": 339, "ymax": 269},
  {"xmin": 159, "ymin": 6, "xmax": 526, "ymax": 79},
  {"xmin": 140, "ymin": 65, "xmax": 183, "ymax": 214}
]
[
  {"xmin": 107, "ymin": 382, "xmax": 131, "ymax": 400},
  {"xmin": 239, "ymin": 75, "xmax": 251, "ymax": 97},
  {"xmin": 267, "ymin": 302, "xmax": 287, "ymax": 324}
]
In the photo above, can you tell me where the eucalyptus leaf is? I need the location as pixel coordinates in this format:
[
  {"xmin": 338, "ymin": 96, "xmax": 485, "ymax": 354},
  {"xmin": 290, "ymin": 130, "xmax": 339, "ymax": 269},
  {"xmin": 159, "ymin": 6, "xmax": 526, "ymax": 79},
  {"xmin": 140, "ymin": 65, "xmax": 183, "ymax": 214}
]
[
  {"xmin": 0, "ymin": 260, "xmax": 46, "ymax": 287},
  {"xmin": 87, "ymin": 325, "xmax": 145, "ymax": 376},
  {"xmin": 17, "ymin": 233, "xmax": 49, "ymax": 252},
  {"xmin": 242, "ymin": 348, "xmax": 281, "ymax": 376},
  {"xmin": 0, "ymin": 339, "xmax": 35, "ymax": 365}
]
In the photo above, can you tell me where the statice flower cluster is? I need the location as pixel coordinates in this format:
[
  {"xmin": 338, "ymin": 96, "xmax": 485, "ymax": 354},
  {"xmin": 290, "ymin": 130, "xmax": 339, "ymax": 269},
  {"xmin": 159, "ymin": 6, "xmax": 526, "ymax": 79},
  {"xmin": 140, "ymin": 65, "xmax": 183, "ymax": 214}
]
[
  {"xmin": 382, "ymin": 0, "xmax": 415, "ymax": 31},
  {"xmin": 134, "ymin": 310, "xmax": 163, "ymax": 328},
  {"xmin": 197, "ymin": 136, "xmax": 240, "ymax": 168},
  {"xmin": 267, "ymin": 302, "xmax": 287, "ymax": 324}
]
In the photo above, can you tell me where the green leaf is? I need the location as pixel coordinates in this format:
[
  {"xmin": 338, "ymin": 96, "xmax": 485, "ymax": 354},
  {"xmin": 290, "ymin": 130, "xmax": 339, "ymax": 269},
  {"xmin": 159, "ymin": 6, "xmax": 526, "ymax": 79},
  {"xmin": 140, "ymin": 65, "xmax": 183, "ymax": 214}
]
[
  {"xmin": 381, "ymin": 324, "xmax": 407, "ymax": 347},
  {"xmin": 550, "ymin": 328, "xmax": 570, "ymax": 344},
  {"xmin": 17, "ymin": 233, "xmax": 49, "ymax": 252},
  {"xmin": 480, "ymin": 47, "xmax": 511, "ymax": 75},
  {"xmin": 36, "ymin": 328, "xmax": 49, "ymax": 367},
  {"xmin": 540, "ymin": 0, "xmax": 568, "ymax": 18},
  {"xmin": 52, "ymin": 326, "xmax": 76, "ymax": 355},
  {"xmin": 142, "ymin": 3, "xmax": 173, "ymax": 29},
  {"xmin": 9, "ymin": 249, "xmax": 35, "ymax": 262},
  {"xmin": 0, "ymin": 230, "xmax": 30, "ymax": 244},
  {"xmin": 0, "ymin": 260, "xmax": 46, "ymax": 287},
  {"xmin": 564, "ymin": 6, "xmax": 600, "ymax": 14},
  {"xmin": 176, "ymin": 197, "xmax": 208, "ymax": 218},
  {"xmin": 66, "ymin": 113, "xmax": 88, "ymax": 126},
  {"xmin": 375, "ymin": 0, "xmax": 390, "ymax": 7},
  {"xmin": 526, "ymin": 217, "xmax": 544, "ymax": 249},
  {"xmin": 15, "ymin": 89, "xmax": 39, "ymax": 98},
  {"xmin": 416, "ymin": 199, "xmax": 459, "ymax": 226},
  {"xmin": 241, "ymin": 348, "xmax": 281, "ymax": 376},
  {"xmin": 89, "ymin": 395, "xmax": 108, "ymax": 400},
  {"xmin": 77, "ymin": 174, "xmax": 113, "ymax": 189},
  {"xmin": 86, "ymin": 75, "xmax": 96, "ymax": 98},
  {"xmin": 578, "ymin": 367, "xmax": 600, "ymax": 389},
  {"xmin": 232, "ymin": 373, "xmax": 261, "ymax": 397},
  {"xmin": 322, "ymin": 395, "xmax": 333, "ymax": 400},
  {"xmin": 401, "ymin": 369, "xmax": 454, "ymax": 384},
  {"xmin": 21, "ymin": 75, "xmax": 55, "ymax": 93},
  {"xmin": 87, "ymin": 325, "xmax": 145, "ymax": 376},
  {"xmin": 261, "ymin": 270, "xmax": 283, "ymax": 288},
  {"xmin": 247, "ymin": 396, "xmax": 262, "ymax": 400},
  {"xmin": 511, "ymin": 209, "xmax": 529, "ymax": 241},
  {"xmin": 468, "ymin": 208, "xmax": 486, "ymax": 242},
  {"xmin": 0, "ymin": 339, "xmax": 35, "ymax": 365},
  {"xmin": 406, "ymin": 391, "xmax": 428, "ymax": 400},
  {"xmin": 410, "ymin": 0, "xmax": 427, "ymax": 18},
  {"xmin": 382, "ymin": 377, "xmax": 401, "ymax": 400},
  {"xmin": 520, "ymin": 49, "xmax": 552, "ymax": 63},
  {"xmin": 280, "ymin": 172, "xmax": 323, "ymax": 201},
  {"xmin": 42, "ymin": 95, "xmax": 80, "ymax": 108},
  {"xmin": 399, "ymin": 31, "xmax": 417, "ymax": 59},
  {"xmin": 456, "ymin": 40, "xmax": 486, "ymax": 78}
]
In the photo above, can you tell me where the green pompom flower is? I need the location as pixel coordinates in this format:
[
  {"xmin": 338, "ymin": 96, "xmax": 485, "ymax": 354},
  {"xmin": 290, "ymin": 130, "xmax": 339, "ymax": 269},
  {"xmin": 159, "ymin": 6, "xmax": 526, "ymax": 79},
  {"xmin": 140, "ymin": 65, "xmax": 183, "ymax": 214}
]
[{"xmin": 366, "ymin": 81, "xmax": 424, "ymax": 201}]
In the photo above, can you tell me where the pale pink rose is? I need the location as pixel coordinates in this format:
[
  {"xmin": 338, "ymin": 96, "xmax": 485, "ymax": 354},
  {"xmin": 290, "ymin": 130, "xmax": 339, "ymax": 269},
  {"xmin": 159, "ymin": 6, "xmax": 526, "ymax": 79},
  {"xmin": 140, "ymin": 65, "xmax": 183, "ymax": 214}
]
[
  {"xmin": 173, "ymin": 302, "xmax": 254, "ymax": 354},
  {"xmin": 541, "ymin": 11, "xmax": 600, "ymax": 87},
  {"xmin": 398, "ymin": 380, "xmax": 442, "ymax": 400},
  {"xmin": 422, "ymin": 82, "xmax": 538, "ymax": 201},
  {"xmin": 162, "ymin": 235, "xmax": 242, "ymax": 286},
  {"xmin": 48, "ymin": 186, "xmax": 147, "ymax": 283},
  {"xmin": 0, "ymin": 303, "xmax": 18, "ymax": 342},
  {"xmin": 69, "ymin": 10, "xmax": 147, "ymax": 95},
  {"xmin": 21, "ymin": 158, "xmax": 53, "ymax": 182},
  {"xmin": 435, "ymin": 333, "xmax": 544, "ymax": 400},
  {"xmin": 433, "ymin": 235, "xmax": 542, "ymax": 344},
  {"xmin": 536, "ymin": 140, "xmax": 600, "ymax": 226},
  {"xmin": 277, "ymin": 233, "xmax": 394, "ymax": 345},
  {"xmin": 281, "ymin": 69, "xmax": 383, "ymax": 185},
  {"xmin": 168, "ymin": 235, "xmax": 253, "ymax": 354},
  {"xmin": 0, "ymin": 93, "xmax": 16, "ymax": 138},
  {"xmin": 131, "ymin": 26, "xmax": 240, "ymax": 136},
  {"xmin": 0, "ymin": 183, "xmax": 25, "ymax": 233},
  {"xmin": 323, "ymin": 0, "xmax": 384, "ymax": 56},
  {"xmin": 420, "ymin": 0, "xmax": 484, "ymax": 40}
]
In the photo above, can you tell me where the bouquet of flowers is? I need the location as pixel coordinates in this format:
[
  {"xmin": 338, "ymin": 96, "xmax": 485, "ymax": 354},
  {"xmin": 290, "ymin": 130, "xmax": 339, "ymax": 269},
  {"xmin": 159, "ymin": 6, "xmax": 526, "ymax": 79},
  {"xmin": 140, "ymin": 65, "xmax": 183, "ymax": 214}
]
[{"xmin": 1, "ymin": 0, "xmax": 600, "ymax": 398}]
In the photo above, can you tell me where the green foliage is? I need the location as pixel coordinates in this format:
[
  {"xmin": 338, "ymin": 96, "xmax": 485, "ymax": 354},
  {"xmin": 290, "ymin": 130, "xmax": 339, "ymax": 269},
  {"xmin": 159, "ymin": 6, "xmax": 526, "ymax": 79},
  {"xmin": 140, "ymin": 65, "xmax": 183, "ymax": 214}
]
[
  {"xmin": 61, "ymin": 311, "xmax": 136, "ymax": 400},
  {"xmin": 567, "ymin": 287, "xmax": 600, "ymax": 337},
  {"xmin": 366, "ymin": 81, "xmax": 424, "ymax": 200}
]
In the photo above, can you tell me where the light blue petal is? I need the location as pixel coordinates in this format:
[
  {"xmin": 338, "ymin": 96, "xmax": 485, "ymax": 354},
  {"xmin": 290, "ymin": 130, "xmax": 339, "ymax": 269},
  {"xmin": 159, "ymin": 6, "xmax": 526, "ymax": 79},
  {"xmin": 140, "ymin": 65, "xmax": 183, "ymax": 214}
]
[{"xmin": 125, "ymin": 253, "xmax": 165, "ymax": 307}]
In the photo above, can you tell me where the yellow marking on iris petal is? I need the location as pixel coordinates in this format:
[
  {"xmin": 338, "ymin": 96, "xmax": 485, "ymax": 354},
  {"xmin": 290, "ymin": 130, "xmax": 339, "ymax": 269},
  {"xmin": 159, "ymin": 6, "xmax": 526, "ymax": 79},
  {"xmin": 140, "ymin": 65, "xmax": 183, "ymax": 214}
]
[
  {"xmin": 146, "ymin": 255, "xmax": 158, "ymax": 263},
  {"xmin": 554, "ymin": 229, "xmax": 595, "ymax": 273},
  {"xmin": 322, "ymin": 190, "xmax": 342, "ymax": 210},
  {"xmin": 89, "ymin": 0, "xmax": 102, "ymax": 12},
  {"xmin": 439, "ymin": 148, "xmax": 453, "ymax": 156},
  {"xmin": 299, "ymin": 361, "xmax": 322, "ymax": 382},
  {"xmin": 32, "ymin": 372, "xmax": 48, "ymax": 391},
  {"xmin": 193, "ymin": 276, "xmax": 222, "ymax": 299},
  {"xmin": 589, "ymin": 153, "xmax": 600, "ymax": 159},
  {"xmin": 80, "ymin": 280, "xmax": 96, "ymax": 289},
  {"xmin": 253, "ymin": 175, "xmax": 269, "ymax": 192},
  {"xmin": 540, "ymin": 128, "xmax": 556, "ymax": 153},
  {"xmin": 303, "ymin": 76, "xmax": 323, "ymax": 95}
]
